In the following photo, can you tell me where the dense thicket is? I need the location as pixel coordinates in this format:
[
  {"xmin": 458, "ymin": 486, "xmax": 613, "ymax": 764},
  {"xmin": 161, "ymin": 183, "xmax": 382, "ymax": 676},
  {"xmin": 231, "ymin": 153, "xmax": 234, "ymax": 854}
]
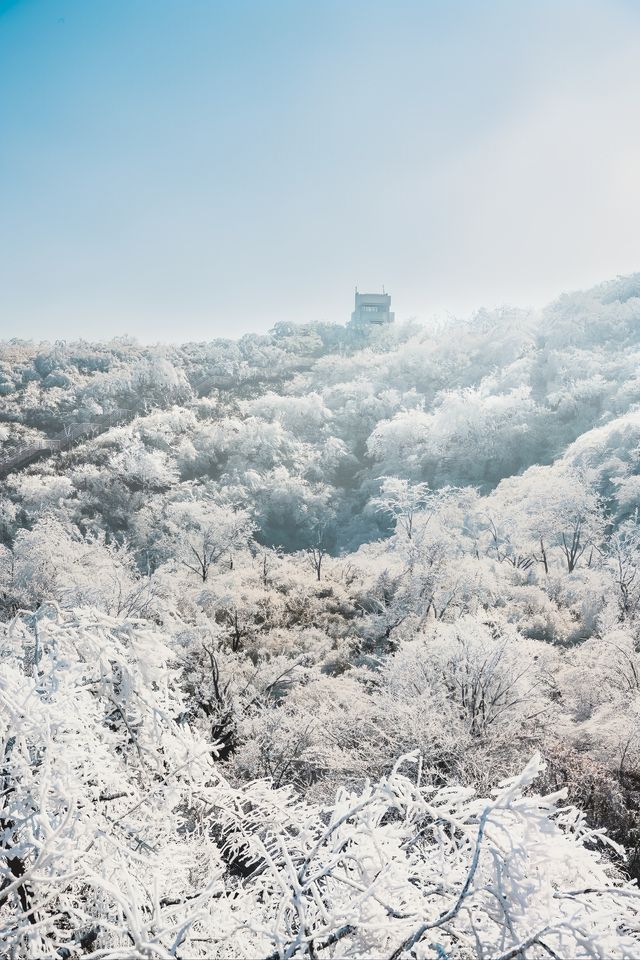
[{"xmin": 3, "ymin": 275, "xmax": 640, "ymax": 957}]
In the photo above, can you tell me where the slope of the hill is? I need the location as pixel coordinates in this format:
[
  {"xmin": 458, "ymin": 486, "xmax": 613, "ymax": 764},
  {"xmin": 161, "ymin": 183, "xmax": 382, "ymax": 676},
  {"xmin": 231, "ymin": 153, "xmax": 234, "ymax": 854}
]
[
  {"xmin": 2, "ymin": 273, "xmax": 640, "ymax": 551},
  {"xmin": 3, "ymin": 275, "xmax": 640, "ymax": 957}
]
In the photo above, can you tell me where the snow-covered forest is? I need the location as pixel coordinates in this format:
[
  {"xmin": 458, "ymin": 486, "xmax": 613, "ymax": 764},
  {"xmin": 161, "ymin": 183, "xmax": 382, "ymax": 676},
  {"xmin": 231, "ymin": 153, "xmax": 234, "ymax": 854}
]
[{"xmin": 4, "ymin": 275, "xmax": 640, "ymax": 958}]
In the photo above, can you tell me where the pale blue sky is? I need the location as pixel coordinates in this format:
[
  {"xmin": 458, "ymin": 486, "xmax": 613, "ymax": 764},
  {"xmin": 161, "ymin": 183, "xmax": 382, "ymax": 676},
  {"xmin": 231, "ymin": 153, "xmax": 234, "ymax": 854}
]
[{"xmin": 1, "ymin": 0, "xmax": 640, "ymax": 341}]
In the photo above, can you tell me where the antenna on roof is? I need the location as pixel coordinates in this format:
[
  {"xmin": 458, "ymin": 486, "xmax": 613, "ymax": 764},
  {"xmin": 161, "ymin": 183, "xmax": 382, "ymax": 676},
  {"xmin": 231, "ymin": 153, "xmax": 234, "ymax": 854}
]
[{"xmin": 382, "ymin": 284, "xmax": 385, "ymax": 294}]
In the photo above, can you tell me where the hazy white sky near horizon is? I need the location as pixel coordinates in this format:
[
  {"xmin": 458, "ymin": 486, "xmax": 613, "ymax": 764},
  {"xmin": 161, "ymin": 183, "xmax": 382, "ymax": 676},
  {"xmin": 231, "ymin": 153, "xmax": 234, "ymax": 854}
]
[{"xmin": 1, "ymin": 0, "xmax": 640, "ymax": 342}]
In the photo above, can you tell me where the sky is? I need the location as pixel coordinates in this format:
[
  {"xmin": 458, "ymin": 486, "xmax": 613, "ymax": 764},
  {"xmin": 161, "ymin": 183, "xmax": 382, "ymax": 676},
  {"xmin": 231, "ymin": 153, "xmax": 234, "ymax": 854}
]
[{"xmin": 1, "ymin": 0, "xmax": 640, "ymax": 342}]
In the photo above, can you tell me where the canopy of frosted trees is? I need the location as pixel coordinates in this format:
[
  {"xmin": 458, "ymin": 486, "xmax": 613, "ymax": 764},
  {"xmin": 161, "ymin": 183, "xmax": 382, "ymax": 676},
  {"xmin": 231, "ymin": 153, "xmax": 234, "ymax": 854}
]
[{"xmin": 3, "ymin": 275, "xmax": 640, "ymax": 956}]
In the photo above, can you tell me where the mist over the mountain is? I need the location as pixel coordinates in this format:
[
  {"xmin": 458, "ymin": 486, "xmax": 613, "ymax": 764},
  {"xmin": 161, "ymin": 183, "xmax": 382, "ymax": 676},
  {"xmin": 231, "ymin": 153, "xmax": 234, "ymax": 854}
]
[{"xmin": 4, "ymin": 275, "xmax": 640, "ymax": 957}]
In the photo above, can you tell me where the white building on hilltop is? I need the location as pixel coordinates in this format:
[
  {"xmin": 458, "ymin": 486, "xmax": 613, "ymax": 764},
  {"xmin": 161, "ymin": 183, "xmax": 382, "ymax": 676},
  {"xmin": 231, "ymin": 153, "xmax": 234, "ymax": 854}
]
[{"xmin": 350, "ymin": 289, "xmax": 395, "ymax": 328}]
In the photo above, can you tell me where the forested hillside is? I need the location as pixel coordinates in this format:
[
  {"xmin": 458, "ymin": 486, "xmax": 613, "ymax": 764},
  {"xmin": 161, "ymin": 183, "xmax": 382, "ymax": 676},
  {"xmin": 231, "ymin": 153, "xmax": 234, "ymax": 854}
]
[{"xmin": 4, "ymin": 275, "xmax": 640, "ymax": 957}]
